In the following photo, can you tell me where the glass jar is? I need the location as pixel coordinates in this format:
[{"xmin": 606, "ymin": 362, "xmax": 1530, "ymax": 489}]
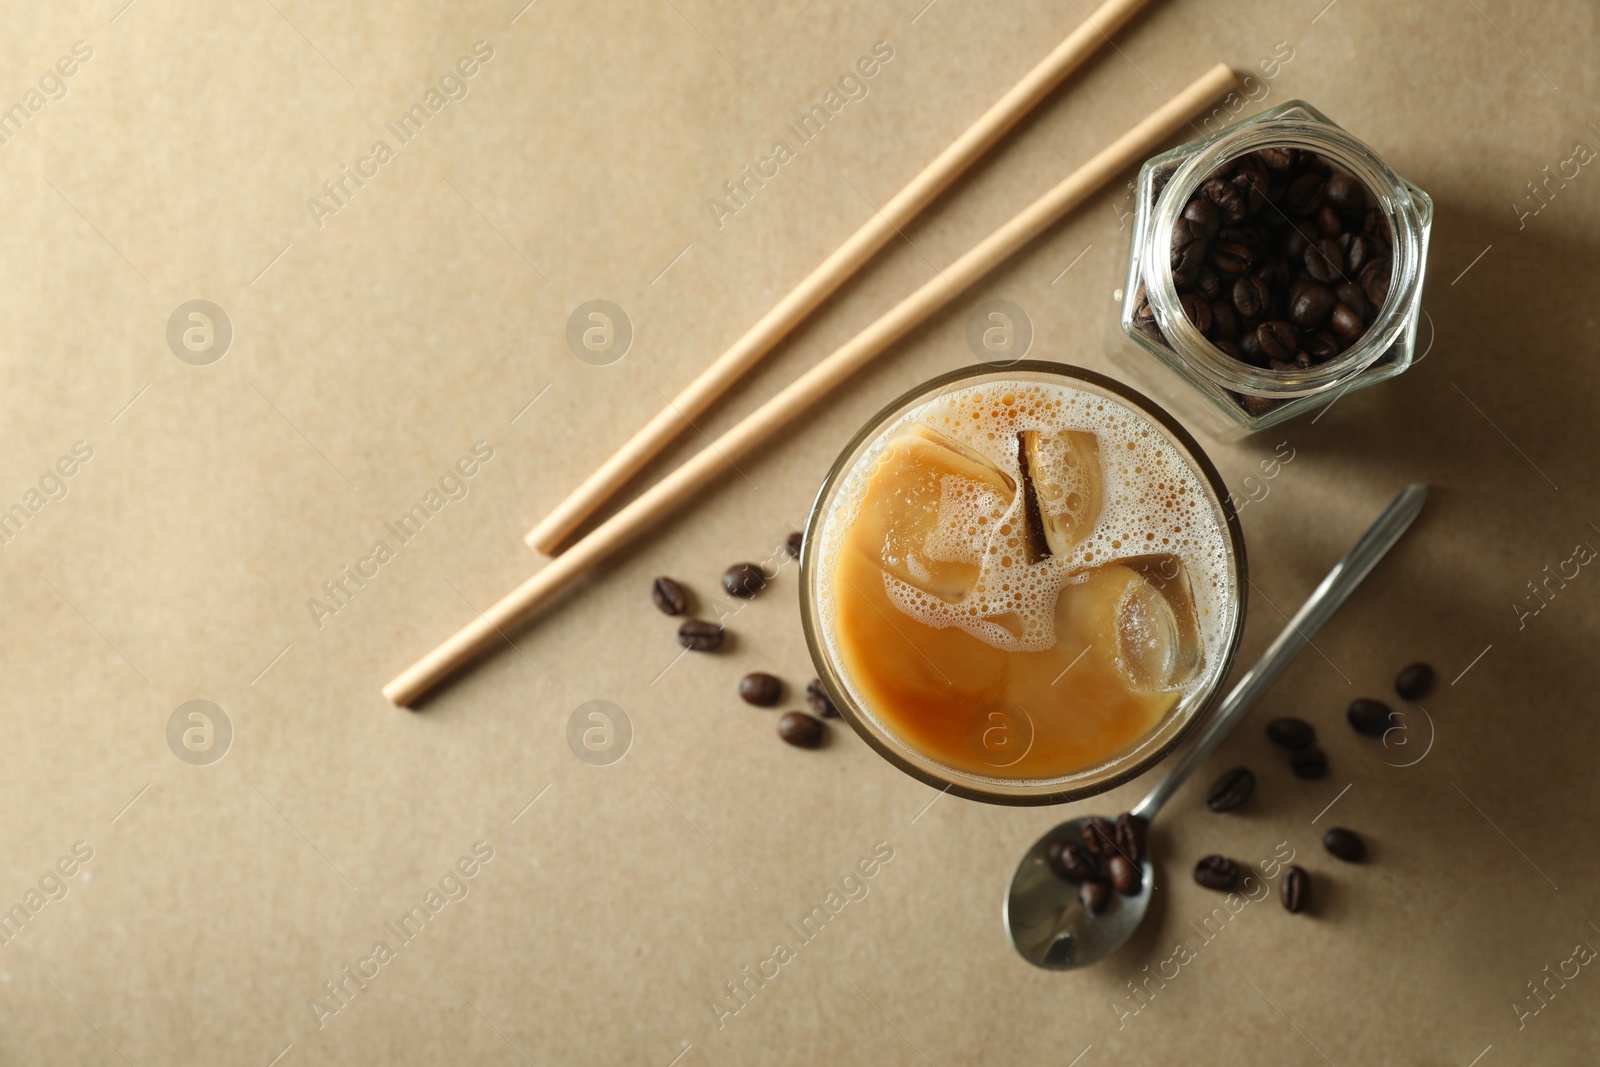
[{"xmin": 1114, "ymin": 100, "xmax": 1433, "ymax": 435}]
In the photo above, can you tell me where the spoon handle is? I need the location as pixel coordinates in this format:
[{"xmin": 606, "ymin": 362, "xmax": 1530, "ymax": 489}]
[{"xmin": 1131, "ymin": 483, "xmax": 1428, "ymax": 822}]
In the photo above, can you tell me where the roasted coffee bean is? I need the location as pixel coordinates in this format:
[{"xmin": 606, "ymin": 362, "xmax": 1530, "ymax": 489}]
[
  {"xmin": 1395, "ymin": 662, "xmax": 1435, "ymax": 701},
  {"xmin": 1348, "ymin": 697, "xmax": 1396, "ymax": 737},
  {"xmin": 1214, "ymin": 339, "xmax": 1243, "ymax": 360},
  {"xmin": 1172, "ymin": 240, "xmax": 1206, "ymax": 288},
  {"xmin": 738, "ymin": 672, "xmax": 782, "ymax": 707},
  {"xmin": 1133, "ymin": 315, "xmax": 1165, "ymax": 342},
  {"xmin": 1201, "ymin": 176, "xmax": 1247, "ymax": 224},
  {"xmin": 1235, "ymin": 328, "xmax": 1265, "ymax": 366},
  {"xmin": 1206, "ymin": 766, "xmax": 1256, "ymax": 812},
  {"xmin": 1334, "ymin": 282, "xmax": 1372, "ymax": 322},
  {"xmin": 805, "ymin": 678, "xmax": 839, "ymax": 718},
  {"xmin": 1080, "ymin": 817, "xmax": 1117, "ymax": 857},
  {"xmin": 1363, "ymin": 207, "xmax": 1392, "ymax": 244},
  {"xmin": 1301, "ymin": 331, "xmax": 1341, "ymax": 362},
  {"xmin": 1210, "ymin": 239, "xmax": 1255, "ymax": 276},
  {"xmin": 1305, "ymin": 237, "xmax": 1344, "ymax": 283},
  {"xmin": 1171, "ymin": 215, "xmax": 1204, "ymax": 258},
  {"xmin": 1183, "ymin": 197, "xmax": 1222, "ymax": 241},
  {"xmin": 1050, "ymin": 840, "xmax": 1098, "ymax": 883},
  {"xmin": 651, "ymin": 576, "xmax": 691, "ymax": 616},
  {"xmin": 1266, "ymin": 717, "xmax": 1317, "ymax": 750},
  {"xmin": 1235, "ymin": 391, "xmax": 1278, "ymax": 416},
  {"xmin": 1258, "ymin": 146, "xmax": 1296, "ymax": 171},
  {"xmin": 1079, "ymin": 879, "xmax": 1111, "ymax": 915},
  {"xmin": 1208, "ymin": 300, "xmax": 1240, "ymax": 341},
  {"xmin": 1180, "ymin": 293, "xmax": 1213, "ymax": 335},
  {"xmin": 1115, "ymin": 813, "xmax": 1146, "ymax": 861},
  {"xmin": 1290, "ymin": 746, "xmax": 1329, "ymax": 779},
  {"xmin": 1255, "ymin": 256, "xmax": 1291, "ymax": 293},
  {"xmin": 1256, "ymin": 321, "xmax": 1298, "ymax": 362},
  {"xmin": 1289, "ymin": 284, "xmax": 1335, "ymax": 327},
  {"xmin": 677, "ymin": 619, "xmax": 724, "ymax": 651},
  {"xmin": 1193, "ymin": 855, "xmax": 1240, "ymax": 891},
  {"xmin": 1344, "ymin": 232, "xmax": 1377, "ymax": 275},
  {"xmin": 1285, "ymin": 172, "xmax": 1325, "ymax": 215},
  {"xmin": 1232, "ymin": 275, "xmax": 1273, "ymax": 318},
  {"xmin": 1231, "ymin": 154, "xmax": 1268, "ymax": 182},
  {"xmin": 1232, "ymin": 169, "xmax": 1268, "ymax": 214},
  {"xmin": 1315, "ymin": 203, "xmax": 1344, "ymax": 238},
  {"xmin": 1330, "ymin": 303, "xmax": 1365, "ymax": 343},
  {"xmin": 785, "ymin": 530, "xmax": 803, "ymax": 559},
  {"xmin": 1361, "ymin": 258, "xmax": 1393, "ymax": 306},
  {"xmin": 1195, "ymin": 266, "xmax": 1223, "ymax": 301},
  {"xmin": 1324, "ymin": 172, "xmax": 1366, "ymax": 215},
  {"xmin": 777, "ymin": 710, "xmax": 824, "ymax": 748},
  {"xmin": 1323, "ymin": 827, "xmax": 1367, "ymax": 863},
  {"xmin": 1269, "ymin": 358, "xmax": 1299, "ymax": 373},
  {"xmin": 1280, "ymin": 865, "xmax": 1310, "ymax": 913},
  {"xmin": 1108, "ymin": 855, "xmax": 1142, "ymax": 896},
  {"xmin": 722, "ymin": 562, "xmax": 767, "ymax": 598}
]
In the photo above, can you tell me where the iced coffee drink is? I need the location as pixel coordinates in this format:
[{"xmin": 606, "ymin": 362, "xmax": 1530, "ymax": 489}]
[{"xmin": 801, "ymin": 364, "xmax": 1245, "ymax": 803}]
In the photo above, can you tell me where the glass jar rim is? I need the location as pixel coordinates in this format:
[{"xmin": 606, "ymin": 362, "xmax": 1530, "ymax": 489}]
[
  {"xmin": 798, "ymin": 360, "xmax": 1249, "ymax": 806},
  {"xmin": 1143, "ymin": 107, "xmax": 1427, "ymax": 399}
]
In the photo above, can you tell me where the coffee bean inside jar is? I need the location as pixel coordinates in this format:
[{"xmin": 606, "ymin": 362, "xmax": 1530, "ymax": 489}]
[{"xmin": 1134, "ymin": 147, "xmax": 1394, "ymax": 379}]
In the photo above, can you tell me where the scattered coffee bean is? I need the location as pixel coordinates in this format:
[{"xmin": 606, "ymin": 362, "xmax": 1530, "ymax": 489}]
[
  {"xmin": 777, "ymin": 711, "xmax": 824, "ymax": 748},
  {"xmin": 1266, "ymin": 717, "xmax": 1316, "ymax": 750},
  {"xmin": 722, "ymin": 562, "xmax": 767, "ymax": 598},
  {"xmin": 738, "ymin": 672, "xmax": 782, "ymax": 707},
  {"xmin": 677, "ymin": 619, "xmax": 724, "ymax": 651},
  {"xmin": 804, "ymin": 678, "xmax": 839, "ymax": 718},
  {"xmin": 1107, "ymin": 855, "xmax": 1142, "ymax": 896},
  {"xmin": 1290, "ymin": 746, "xmax": 1329, "ymax": 779},
  {"xmin": 785, "ymin": 531, "xmax": 803, "ymax": 559},
  {"xmin": 1395, "ymin": 662, "xmax": 1435, "ymax": 701},
  {"xmin": 1280, "ymin": 865, "xmax": 1310, "ymax": 913},
  {"xmin": 1323, "ymin": 827, "xmax": 1367, "ymax": 863},
  {"xmin": 651, "ymin": 576, "xmax": 690, "ymax": 616},
  {"xmin": 1347, "ymin": 697, "xmax": 1396, "ymax": 737},
  {"xmin": 1206, "ymin": 766, "xmax": 1256, "ymax": 812},
  {"xmin": 1193, "ymin": 855, "xmax": 1240, "ymax": 891},
  {"xmin": 1115, "ymin": 812, "xmax": 1146, "ymax": 861},
  {"xmin": 1080, "ymin": 817, "xmax": 1118, "ymax": 857},
  {"xmin": 1050, "ymin": 841, "xmax": 1098, "ymax": 883},
  {"xmin": 1079, "ymin": 879, "xmax": 1111, "ymax": 915}
]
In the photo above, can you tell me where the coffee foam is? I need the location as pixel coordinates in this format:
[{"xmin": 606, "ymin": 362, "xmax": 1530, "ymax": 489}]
[{"xmin": 817, "ymin": 379, "xmax": 1235, "ymax": 670}]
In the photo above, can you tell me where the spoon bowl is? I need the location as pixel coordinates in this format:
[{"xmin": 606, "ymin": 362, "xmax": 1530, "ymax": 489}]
[{"xmin": 1004, "ymin": 818, "xmax": 1155, "ymax": 969}]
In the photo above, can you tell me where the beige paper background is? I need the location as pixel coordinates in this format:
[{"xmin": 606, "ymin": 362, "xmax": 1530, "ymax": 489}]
[{"xmin": 1, "ymin": 0, "xmax": 1597, "ymax": 1063}]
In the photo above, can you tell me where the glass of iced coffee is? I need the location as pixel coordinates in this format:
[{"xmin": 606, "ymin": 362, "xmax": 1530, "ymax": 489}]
[{"xmin": 800, "ymin": 363, "xmax": 1246, "ymax": 804}]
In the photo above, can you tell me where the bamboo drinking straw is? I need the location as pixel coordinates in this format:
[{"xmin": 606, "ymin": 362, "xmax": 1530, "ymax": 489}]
[
  {"xmin": 385, "ymin": 63, "xmax": 1236, "ymax": 707},
  {"xmin": 527, "ymin": 0, "xmax": 1155, "ymax": 554}
]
